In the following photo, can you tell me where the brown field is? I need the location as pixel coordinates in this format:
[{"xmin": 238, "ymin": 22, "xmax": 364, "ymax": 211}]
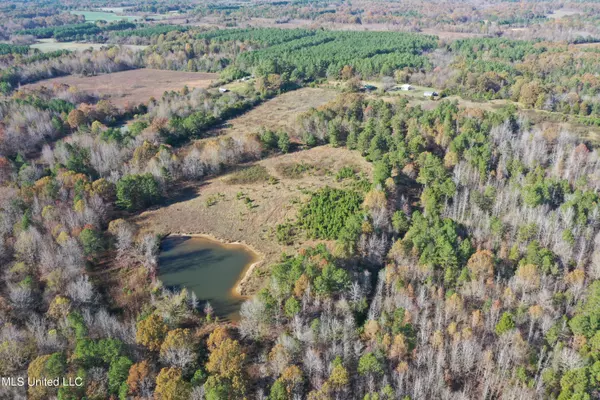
[
  {"xmin": 573, "ymin": 42, "xmax": 600, "ymax": 49},
  {"xmin": 21, "ymin": 69, "xmax": 218, "ymax": 107},
  {"xmin": 208, "ymin": 87, "xmax": 339, "ymax": 138},
  {"xmin": 420, "ymin": 28, "xmax": 485, "ymax": 40},
  {"xmin": 547, "ymin": 8, "xmax": 584, "ymax": 19},
  {"xmin": 132, "ymin": 145, "xmax": 372, "ymax": 295}
]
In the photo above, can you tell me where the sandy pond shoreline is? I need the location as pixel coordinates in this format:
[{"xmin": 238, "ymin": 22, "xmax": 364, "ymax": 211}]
[{"xmin": 160, "ymin": 232, "xmax": 265, "ymax": 297}]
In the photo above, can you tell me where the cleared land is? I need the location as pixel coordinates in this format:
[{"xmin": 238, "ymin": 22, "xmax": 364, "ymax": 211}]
[
  {"xmin": 209, "ymin": 87, "xmax": 338, "ymax": 138},
  {"xmin": 132, "ymin": 145, "xmax": 372, "ymax": 294},
  {"xmin": 71, "ymin": 9, "xmax": 169, "ymax": 21},
  {"xmin": 70, "ymin": 10, "xmax": 139, "ymax": 22},
  {"xmin": 31, "ymin": 39, "xmax": 105, "ymax": 52},
  {"xmin": 547, "ymin": 8, "xmax": 583, "ymax": 19},
  {"xmin": 31, "ymin": 38, "xmax": 147, "ymax": 53},
  {"xmin": 21, "ymin": 69, "xmax": 218, "ymax": 107}
]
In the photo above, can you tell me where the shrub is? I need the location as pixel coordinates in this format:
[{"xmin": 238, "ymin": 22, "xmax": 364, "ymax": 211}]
[
  {"xmin": 277, "ymin": 131, "xmax": 291, "ymax": 153},
  {"xmin": 335, "ymin": 166, "xmax": 356, "ymax": 181},
  {"xmin": 275, "ymin": 162, "xmax": 314, "ymax": 179},
  {"xmin": 275, "ymin": 223, "xmax": 296, "ymax": 245},
  {"xmin": 226, "ymin": 165, "xmax": 271, "ymax": 185}
]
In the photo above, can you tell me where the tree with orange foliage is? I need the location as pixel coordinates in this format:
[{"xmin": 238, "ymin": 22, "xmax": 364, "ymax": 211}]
[
  {"xmin": 341, "ymin": 65, "xmax": 355, "ymax": 80},
  {"xmin": 154, "ymin": 367, "xmax": 191, "ymax": 400},
  {"xmin": 67, "ymin": 109, "xmax": 86, "ymax": 129},
  {"xmin": 135, "ymin": 314, "xmax": 168, "ymax": 352},
  {"xmin": 204, "ymin": 327, "xmax": 247, "ymax": 399},
  {"xmin": 466, "ymin": 249, "xmax": 495, "ymax": 281},
  {"xmin": 126, "ymin": 360, "xmax": 154, "ymax": 399}
]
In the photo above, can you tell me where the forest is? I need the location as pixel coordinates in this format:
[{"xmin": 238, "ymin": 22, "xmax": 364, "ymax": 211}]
[{"xmin": 1, "ymin": 0, "xmax": 600, "ymax": 399}]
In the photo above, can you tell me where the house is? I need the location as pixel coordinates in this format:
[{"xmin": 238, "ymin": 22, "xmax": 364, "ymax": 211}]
[
  {"xmin": 219, "ymin": 87, "xmax": 229, "ymax": 93},
  {"xmin": 400, "ymin": 84, "xmax": 412, "ymax": 91},
  {"xmin": 424, "ymin": 91, "xmax": 438, "ymax": 97}
]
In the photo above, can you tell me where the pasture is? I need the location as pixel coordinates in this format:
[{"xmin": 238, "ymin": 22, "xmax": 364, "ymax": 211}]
[
  {"xmin": 21, "ymin": 69, "xmax": 218, "ymax": 107},
  {"xmin": 70, "ymin": 10, "xmax": 139, "ymax": 22}
]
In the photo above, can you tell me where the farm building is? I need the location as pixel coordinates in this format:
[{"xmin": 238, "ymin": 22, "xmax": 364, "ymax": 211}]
[
  {"xmin": 219, "ymin": 87, "xmax": 229, "ymax": 93},
  {"xmin": 424, "ymin": 91, "xmax": 438, "ymax": 97},
  {"xmin": 400, "ymin": 84, "xmax": 413, "ymax": 91}
]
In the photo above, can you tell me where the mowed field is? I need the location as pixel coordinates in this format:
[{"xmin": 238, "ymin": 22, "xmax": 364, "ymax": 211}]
[
  {"xmin": 21, "ymin": 69, "xmax": 218, "ymax": 107},
  {"xmin": 209, "ymin": 87, "xmax": 338, "ymax": 138}
]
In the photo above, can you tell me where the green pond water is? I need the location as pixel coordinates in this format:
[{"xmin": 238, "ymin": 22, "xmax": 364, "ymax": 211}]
[{"xmin": 158, "ymin": 236, "xmax": 257, "ymax": 320}]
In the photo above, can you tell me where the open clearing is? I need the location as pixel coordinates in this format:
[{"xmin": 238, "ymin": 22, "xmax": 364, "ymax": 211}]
[
  {"xmin": 21, "ymin": 69, "xmax": 218, "ymax": 107},
  {"xmin": 208, "ymin": 87, "xmax": 338, "ymax": 138},
  {"xmin": 547, "ymin": 8, "xmax": 583, "ymax": 19},
  {"xmin": 132, "ymin": 145, "xmax": 372, "ymax": 294},
  {"xmin": 70, "ymin": 10, "xmax": 139, "ymax": 22},
  {"xmin": 31, "ymin": 39, "xmax": 105, "ymax": 52},
  {"xmin": 30, "ymin": 38, "xmax": 147, "ymax": 53}
]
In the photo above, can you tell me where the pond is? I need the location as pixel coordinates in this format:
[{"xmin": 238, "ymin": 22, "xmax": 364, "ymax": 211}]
[{"xmin": 158, "ymin": 235, "xmax": 259, "ymax": 321}]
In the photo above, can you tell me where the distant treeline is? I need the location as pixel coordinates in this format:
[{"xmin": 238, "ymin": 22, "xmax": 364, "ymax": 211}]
[
  {"xmin": 16, "ymin": 21, "xmax": 137, "ymax": 41},
  {"xmin": 111, "ymin": 24, "xmax": 188, "ymax": 38},
  {"xmin": 0, "ymin": 43, "xmax": 30, "ymax": 55},
  {"xmin": 17, "ymin": 23, "xmax": 102, "ymax": 39}
]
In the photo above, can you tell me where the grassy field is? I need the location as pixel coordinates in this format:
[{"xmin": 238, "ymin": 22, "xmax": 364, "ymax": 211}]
[
  {"xmin": 208, "ymin": 87, "xmax": 339, "ymax": 139},
  {"xmin": 71, "ymin": 9, "xmax": 169, "ymax": 21},
  {"xmin": 221, "ymin": 79, "xmax": 255, "ymax": 94},
  {"xmin": 31, "ymin": 39, "xmax": 105, "ymax": 52},
  {"xmin": 21, "ymin": 69, "xmax": 218, "ymax": 107},
  {"xmin": 71, "ymin": 10, "xmax": 139, "ymax": 22},
  {"xmin": 547, "ymin": 8, "xmax": 583, "ymax": 19},
  {"xmin": 30, "ymin": 38, "xmax": 147, "ymax": 53},
  {"xmin": 132, "ymin": 145, "xmax": 372, "ymax": 295}
]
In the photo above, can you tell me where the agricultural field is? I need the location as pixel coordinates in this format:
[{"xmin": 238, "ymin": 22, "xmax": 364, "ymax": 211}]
[{"xmin": 21, "ymin": 69, "xmax": 218, "ymax": 107}]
